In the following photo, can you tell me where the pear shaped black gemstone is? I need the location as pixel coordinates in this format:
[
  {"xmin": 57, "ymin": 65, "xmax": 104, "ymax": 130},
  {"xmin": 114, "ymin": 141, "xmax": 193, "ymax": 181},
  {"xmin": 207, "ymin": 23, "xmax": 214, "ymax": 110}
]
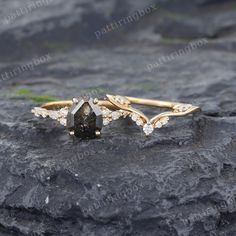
[{"xmin": 67, "ymin": 98, "xmax": 102, "ymax": 138}]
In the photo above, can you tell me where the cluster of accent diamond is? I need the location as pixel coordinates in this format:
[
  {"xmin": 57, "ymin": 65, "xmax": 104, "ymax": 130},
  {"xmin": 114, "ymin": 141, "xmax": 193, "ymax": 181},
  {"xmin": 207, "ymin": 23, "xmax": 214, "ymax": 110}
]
[
  {"xmin": 154, "ymin": 117, "xmax": 169, "ymax": 129},
  {"xmin": 130, "ymin": 113, "xmax": 144, "ymax": 127},
  {"xmin": 31, "ymin": 107, "xmax": 69, "ymax": 126},
  {"xmin": 174, "ymin": 104, "xmax": 192, "ymax": 113},
  {"xmin": 129, "ymin": 113, "xmax": 152, "ymax": 135},
  {"xmin": 128, "ymin": 112, "xmax": 170, "ymax": 135},
  {"xmin": 114, "ymin": 95, "xmax": 130, "ymax": 106},
  {"xmin": 101, "ymin": 107, "xmax": 128, "ymax": 126}
]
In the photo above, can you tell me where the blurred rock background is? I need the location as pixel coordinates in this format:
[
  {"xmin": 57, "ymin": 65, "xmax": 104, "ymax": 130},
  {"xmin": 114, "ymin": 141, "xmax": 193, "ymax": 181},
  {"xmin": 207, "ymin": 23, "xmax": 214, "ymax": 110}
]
[{"xmin": 0, "ymin": 0, "xmax": 235, "ymax": 235}]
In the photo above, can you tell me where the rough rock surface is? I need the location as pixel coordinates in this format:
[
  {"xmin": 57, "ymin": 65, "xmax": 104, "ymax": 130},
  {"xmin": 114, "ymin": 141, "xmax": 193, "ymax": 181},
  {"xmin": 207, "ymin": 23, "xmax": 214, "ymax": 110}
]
[{"xmin": 0, "ymin": 0, "xmax": 236, "ymax": 235}]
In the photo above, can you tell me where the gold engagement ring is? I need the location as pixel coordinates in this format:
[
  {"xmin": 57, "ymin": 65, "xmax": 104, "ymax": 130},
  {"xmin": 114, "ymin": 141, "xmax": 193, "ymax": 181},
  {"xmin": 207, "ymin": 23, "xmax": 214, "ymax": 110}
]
[{"xmin": 32, "ymin": 94, "xmax": 200, "ymax": 138}]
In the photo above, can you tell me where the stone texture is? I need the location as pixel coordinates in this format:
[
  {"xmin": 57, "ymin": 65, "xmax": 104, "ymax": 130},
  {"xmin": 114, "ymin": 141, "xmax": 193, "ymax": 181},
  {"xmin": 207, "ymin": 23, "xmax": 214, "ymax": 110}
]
[{"xmin": 0, "ymin": 0, "xmax": 236, "ymax": 236}]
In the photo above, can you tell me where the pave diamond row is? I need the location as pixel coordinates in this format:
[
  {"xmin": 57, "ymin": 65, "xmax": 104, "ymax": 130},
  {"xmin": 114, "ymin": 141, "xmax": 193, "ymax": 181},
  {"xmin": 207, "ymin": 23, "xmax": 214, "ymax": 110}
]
[
  {"xmin": 130, "ymin": 113, "xmax": 170, "ymax": 135},
  {"xmin": 101, "ymin": 107, "xmax": 129, "ymax": 126},
  {"xmin": 174, "ymin": 104, "xmax": 192, "ymax": 113},
  {"xmin": 31, "ymin": 107, "xmax": 69, "ymax": 126},
  {"xmin": 113, "ymin": 95, "xmax": 130, "ymax": 106},
  {"xmin": 102, "ymin": 107, "xmax": 170, "ymax": 136}
]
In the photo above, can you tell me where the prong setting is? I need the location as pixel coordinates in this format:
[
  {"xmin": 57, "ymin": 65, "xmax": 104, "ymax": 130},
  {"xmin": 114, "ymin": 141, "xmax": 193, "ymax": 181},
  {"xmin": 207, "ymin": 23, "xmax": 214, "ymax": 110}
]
[
  {"xmin": 93, "ymin": 98, "xmax": 99, "ymax": 104},
  {"xmin": 72, "ymin": 98, "xmax": 79, "ymax": 104}
]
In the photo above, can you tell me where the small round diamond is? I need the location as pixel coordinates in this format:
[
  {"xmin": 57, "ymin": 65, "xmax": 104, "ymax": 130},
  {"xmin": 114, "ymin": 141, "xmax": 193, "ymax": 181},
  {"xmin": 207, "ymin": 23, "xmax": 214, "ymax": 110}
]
[
  {"xmin": 33, "ymin": 110, "xmax": 40, "ymax": 117},
  {"xmin": 155, "ymin": 122, "xmax": 162, "ymax": 128},
  {"xmin": 42, "ymin": 113, "xmax": 47, "ymax": 118},
  {"xmin": 112, "ymin": 111, "xmax": 120, "ymax": 120},
  {"xmin": 49, "ymin": 111, "xmax": 58, "ymax": 120},
  {"xmin": 102, "ymin": 108, "xmax": 111, "ymax": 116},
  {"xmin": 143, "ymin": 123, "xmax": 154, "ymax": 136},
  {"xmin": 32, "ymin": 107, "xmax": 44, "ymax": 117},
  {"xmin": 103, "ymin": 118, "xmax": 110, "ymax": 126},
  {"xmin": 161, "ymin": 117, "xmax": 169, "ymax": 125},
  {"xmin": 60, "ymin": 108, "xmax": 68, "ymax": 116},
  {"xmin": 131, "ymin": 113, "xmax": 138, "ymax": 121},
  {"xmin": 60, "ymin": 118, "xmax": 67, "ymax": 126},
  {"xmin": 72, "ymin": 98, "xmax": 79, "ymax": 103},
  {"xmin": 136, "ymin": 119, "xmax": 143, "ymax": 126}
]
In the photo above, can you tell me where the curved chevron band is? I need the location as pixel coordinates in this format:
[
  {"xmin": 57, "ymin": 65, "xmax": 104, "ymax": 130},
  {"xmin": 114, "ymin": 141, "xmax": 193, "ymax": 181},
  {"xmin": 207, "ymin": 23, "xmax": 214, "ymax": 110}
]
[{"xmin": 32, "ymin": 94, "xmax": 200, "ymax": 138}]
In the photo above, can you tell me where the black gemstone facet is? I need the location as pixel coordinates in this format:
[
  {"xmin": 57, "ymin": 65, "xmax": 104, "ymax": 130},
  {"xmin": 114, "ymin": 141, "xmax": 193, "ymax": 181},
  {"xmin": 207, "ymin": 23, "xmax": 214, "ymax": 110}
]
[{"xmin": 67, "ymin": 98, "xmax": 102, "ymax": 138}]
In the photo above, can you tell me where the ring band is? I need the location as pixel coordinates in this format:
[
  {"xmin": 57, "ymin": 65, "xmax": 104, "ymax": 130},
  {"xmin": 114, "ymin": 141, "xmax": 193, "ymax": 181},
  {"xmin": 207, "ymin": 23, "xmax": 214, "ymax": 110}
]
[{"xmin": 32, "ymin": 94, "xmax": 200, "ymax": 138}]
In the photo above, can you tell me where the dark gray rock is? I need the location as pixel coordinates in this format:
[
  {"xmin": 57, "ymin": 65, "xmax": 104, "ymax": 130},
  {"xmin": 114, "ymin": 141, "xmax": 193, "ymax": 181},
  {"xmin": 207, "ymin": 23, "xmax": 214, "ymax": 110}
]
[
  {"xmin": 195, "ymin": 0, "xmax": 234, "ymax": 6},
  {"xmin": 155, "ymin": 11, "xmax": 236, "ymax": 40},
  {"xmin": 0, "ymin": 0, "xmax": 236, "ymax": 236}
]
